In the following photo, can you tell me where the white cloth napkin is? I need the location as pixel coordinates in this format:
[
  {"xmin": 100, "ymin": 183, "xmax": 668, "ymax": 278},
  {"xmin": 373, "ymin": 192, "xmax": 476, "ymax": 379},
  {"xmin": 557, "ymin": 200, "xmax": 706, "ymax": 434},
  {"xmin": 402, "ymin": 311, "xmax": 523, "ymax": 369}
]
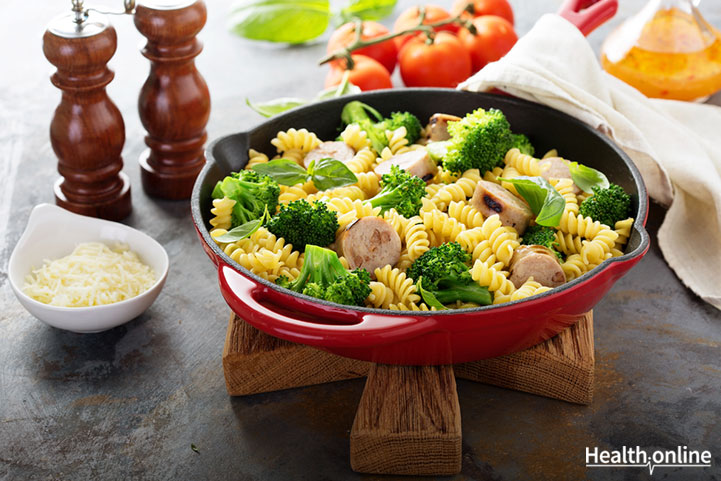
[{"xmin": 459, "ymin": 14, "xmax": 721, "ymax": 310}]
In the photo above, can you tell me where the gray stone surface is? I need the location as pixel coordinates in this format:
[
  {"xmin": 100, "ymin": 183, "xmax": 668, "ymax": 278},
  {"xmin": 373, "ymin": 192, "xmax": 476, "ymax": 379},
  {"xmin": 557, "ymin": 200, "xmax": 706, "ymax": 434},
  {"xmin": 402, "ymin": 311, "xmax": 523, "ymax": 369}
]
[{"xmin": 1, "ymin": 0, "xmax": 720, "ymax": 479}]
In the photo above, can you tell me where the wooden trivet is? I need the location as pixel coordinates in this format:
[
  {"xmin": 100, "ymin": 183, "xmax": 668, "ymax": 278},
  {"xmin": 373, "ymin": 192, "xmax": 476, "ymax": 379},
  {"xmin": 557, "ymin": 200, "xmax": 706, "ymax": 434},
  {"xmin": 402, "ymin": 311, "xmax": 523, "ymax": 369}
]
[{"xmin": 223, "ymin": 312, "xmax": 594, "ymax": 476}]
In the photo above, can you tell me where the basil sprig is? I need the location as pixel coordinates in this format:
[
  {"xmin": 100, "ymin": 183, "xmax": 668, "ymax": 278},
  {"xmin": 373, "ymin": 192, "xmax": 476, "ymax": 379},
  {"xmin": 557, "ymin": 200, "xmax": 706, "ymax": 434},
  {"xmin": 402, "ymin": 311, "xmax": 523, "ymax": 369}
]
[
  {"xmin": 569, "ymin": 162, "xmax": 609, "ymax": 194},
  {"xmin": 498, "ymin": 176, "xmax": 566, "ymax": 227},
  {"xmin": 252, "ymin": 157, "xmax": 357, "ymax": 190},
  {"xmin": 214, "ymin": 207, "xmax": 270, "ymax": 243},
  {"xmin": 247, "ymin": 71, "xmax": 361, "ymax": 118},
  {"xmin": 229, "ymin": 0, "xmax": 398, "ymax": 44}
]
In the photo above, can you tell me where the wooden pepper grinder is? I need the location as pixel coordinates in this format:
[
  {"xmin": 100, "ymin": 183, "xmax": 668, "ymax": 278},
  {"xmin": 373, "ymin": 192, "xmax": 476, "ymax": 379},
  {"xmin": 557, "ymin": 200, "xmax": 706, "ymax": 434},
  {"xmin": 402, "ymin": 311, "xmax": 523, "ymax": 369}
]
[
  {"xmin": 43, "ymin": 0, "xmax": 132, "ymax": 220},
  {"xmin": 135, "ymin": 0, "xmax": 210, "ymax": 200}
]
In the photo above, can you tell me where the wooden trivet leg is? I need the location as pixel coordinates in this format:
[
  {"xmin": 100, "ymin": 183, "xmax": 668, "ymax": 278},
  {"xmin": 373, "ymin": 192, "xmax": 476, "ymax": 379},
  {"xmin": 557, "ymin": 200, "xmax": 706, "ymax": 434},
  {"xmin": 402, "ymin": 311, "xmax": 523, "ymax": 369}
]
[
  {"xmin": 350, "ymin": 364, "xmax": 462, "ymax": 476},
  {"xmin": 222, "ymin": 314, "xmax": 370, "ymax": 396},
  {"xmin": 454, "ymin": 312, "xmax": 595, "ymax": 404}
]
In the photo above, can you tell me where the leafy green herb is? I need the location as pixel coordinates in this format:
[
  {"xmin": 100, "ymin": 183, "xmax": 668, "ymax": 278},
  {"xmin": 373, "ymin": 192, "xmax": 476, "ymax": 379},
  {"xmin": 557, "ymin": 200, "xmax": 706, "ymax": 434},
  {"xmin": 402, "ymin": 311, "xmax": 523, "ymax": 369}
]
[
  {"xmin": 191, "ymin": 444, "xmax": 200, "ymax": 454},
  {"xmin": 307, "ymin": 158, "xmax": 358, "ymax": 190},
  {"xmin": 338, "ymin": 0, "xmax": 398, "ymax": 23},
  {"xmin": 569, "ymin": 161, "xmax": 609, "ymax": 194},
  {"xmin": 229, "ymin": 0, "xmax": 331, "ymax": 44},
  {"xmin": 214, "ymin": 208, "xmax": 269, "ymax": 243},
  {"xmin": 246, "ymin": 71, "xmax": 361, "ymax": 118},
  {"xmin": 253, "ymin": 158, "xmax": 357, "ymax": 190},
  {"xmin": 417, "ymin": 277, "xmax": 449, "ymax": 310},
  {"xmin": 252, "ymin": 159, "xmax": 308, "ymax": 186},
  {"xmin": 498, "ymin": 176, "xmax": 566, "ymax": 227}
]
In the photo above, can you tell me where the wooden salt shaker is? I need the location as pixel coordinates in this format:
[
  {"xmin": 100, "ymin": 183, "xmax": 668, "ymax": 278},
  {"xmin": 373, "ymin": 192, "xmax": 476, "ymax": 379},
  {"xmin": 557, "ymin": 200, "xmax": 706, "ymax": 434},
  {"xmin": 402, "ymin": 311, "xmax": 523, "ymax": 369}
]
[
  {"xmin": 43, "ymin": 2, "xmax": 132, "ymax": 220},
  {"xmin": 135, "ymin": 0, "xmax": 210, "ymax": 200}
]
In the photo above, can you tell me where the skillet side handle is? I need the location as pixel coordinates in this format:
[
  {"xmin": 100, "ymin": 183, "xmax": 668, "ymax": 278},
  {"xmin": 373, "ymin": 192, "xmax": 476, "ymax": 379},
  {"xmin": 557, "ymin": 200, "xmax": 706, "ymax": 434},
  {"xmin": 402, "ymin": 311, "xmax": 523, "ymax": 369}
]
[
  {"xmin": 218, "ymin": 263, "xmax": 437, "ymax": 349},
  {"xmin": 558, "ymin": 0, "xmax": 618, "ymax": 36}
]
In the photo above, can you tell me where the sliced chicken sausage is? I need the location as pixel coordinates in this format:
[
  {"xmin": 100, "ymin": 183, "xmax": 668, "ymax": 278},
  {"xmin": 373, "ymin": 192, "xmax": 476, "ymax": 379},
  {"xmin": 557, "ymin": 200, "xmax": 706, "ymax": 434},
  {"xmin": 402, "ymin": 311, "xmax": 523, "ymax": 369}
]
[
  {"xmin": 509, "ymin": 245, "xmax": 566, "ymax": 288},
  {"xmin": 470, "ymin": 180, "xmax": 533, "ymax": 234},
  {"xmin": 338, "ymin": 217, "xmax": 401, "ymax": 278},
  {"xmin": 538, "ymin": 157, "xmax": 581, "ymax": 194},
  {"xmin": 303, "ymin": 141, "xmax": 355, "ymax": 169},
  {"xmin": 374, "ymin": 150, "xmax": 436, "ymax": 182},
  {"xmin": 427, "ymin": 113, "xmax": 461, "ymax": 142}
]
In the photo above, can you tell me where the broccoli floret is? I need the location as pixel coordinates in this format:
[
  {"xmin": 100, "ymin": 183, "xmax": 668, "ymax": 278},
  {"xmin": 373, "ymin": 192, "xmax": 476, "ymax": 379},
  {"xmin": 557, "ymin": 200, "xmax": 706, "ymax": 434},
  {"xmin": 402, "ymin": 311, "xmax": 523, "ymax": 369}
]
[
  {"xmin": 211, "ymin": 170, "xmax": 280, "ymax": 227},
  {"xmin": 377, "ymin": 111, "xmax": 423, "ymax": 145},
  {"xmin": 521, "ymin": 225, "xmax": 562, "ymax": 259},
  {"xmin": 510, "ymin": 133, "xmax": 534, "ymax": 156},
  {"xmin": 407, "ymin": 242, "xmax": 492, "ymax": 306},
  {"xmin": 365, "ymin": 165, "xmax": 426, "ymax": 217},
  {"xmin": 266, "ymin": 199, "xmax": 339, "ymax": 251},
  {"xmin": 443, "ymin": 108, "xmax": 514, "ymax": 174},
  {"xmin": 276, "ymin": 245, "xmax": 371, "ymax": 307},
  {"xmin": 579, "ymin": 183, "xmax": 631, "ymax": 227}
]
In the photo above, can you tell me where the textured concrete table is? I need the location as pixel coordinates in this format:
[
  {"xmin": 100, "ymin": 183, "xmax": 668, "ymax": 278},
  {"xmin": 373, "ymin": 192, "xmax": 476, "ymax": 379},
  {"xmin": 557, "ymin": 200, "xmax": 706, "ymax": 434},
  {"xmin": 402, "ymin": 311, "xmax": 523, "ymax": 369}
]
[{"xmin": 1, "ymin": 1, "xmax": 720, "ymax": 479}]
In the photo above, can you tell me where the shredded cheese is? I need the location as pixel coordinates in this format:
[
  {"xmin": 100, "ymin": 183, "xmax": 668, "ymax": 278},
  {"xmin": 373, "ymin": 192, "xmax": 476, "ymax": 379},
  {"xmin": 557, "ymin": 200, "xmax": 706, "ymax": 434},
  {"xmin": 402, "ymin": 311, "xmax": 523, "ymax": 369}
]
[{"xmin": 23, "ymin": 242, "xmax": 156, "ymax": 307}]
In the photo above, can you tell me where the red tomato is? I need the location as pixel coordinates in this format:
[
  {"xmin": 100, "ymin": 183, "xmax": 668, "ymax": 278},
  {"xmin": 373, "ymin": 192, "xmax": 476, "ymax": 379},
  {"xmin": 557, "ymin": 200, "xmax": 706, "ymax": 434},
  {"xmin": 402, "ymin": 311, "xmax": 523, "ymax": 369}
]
[
  {"xmin": 398, "ymin": 32, "xmax": 472, "ymax": 88},
  {"xmin": 393, "ymin": 5, "xmax": 458, "ymax": 51},
  {"xmin": 451, "ymin": 0, "xmax": 514, "ymax": 25},
  {"xmin": 327, "ymin": 21, "xmax": 398, "ymax": 74},
  {"xmin": 325, "ymin": 54, "xmax": 393, "ymax": 91},
  {"xmin": 458, "ymin": 15, "xmax": 518, "ymax": 72}
]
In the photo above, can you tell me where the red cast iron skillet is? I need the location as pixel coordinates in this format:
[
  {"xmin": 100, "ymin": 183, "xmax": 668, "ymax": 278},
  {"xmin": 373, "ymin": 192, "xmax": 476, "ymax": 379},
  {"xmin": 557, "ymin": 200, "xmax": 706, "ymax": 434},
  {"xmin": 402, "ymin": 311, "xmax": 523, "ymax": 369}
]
[{"xmin": 190, "ymin": 88, "xmax": 649, "ymax": 365}]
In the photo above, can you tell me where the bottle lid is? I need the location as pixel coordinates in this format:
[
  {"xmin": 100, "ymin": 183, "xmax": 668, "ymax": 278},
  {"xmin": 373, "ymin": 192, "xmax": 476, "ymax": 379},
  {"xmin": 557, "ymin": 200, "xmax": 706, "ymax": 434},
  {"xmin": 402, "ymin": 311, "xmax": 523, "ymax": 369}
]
[{"xmin": 47, "ymin": 1, "xmax": 109, "ymax": 38}]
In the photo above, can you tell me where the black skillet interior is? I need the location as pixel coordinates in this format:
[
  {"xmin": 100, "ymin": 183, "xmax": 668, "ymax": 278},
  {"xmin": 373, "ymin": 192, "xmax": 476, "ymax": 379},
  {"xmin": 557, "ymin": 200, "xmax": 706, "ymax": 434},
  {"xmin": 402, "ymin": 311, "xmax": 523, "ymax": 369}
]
[{"xmin": 192, "ymin": 88, "xmax": 649, "ymax": 312}]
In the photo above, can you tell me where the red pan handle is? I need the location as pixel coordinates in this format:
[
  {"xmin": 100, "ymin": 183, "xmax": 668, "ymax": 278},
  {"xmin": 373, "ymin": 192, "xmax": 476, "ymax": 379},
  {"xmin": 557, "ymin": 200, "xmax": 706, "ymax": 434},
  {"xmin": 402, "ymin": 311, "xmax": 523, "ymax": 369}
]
[
  {"xmin": 218, "ymin": 263, "xmax": 437, "ymax": 348},
  {"xmin": 558, "ymin": 0, "xmax": 618, "ymax": 36}
]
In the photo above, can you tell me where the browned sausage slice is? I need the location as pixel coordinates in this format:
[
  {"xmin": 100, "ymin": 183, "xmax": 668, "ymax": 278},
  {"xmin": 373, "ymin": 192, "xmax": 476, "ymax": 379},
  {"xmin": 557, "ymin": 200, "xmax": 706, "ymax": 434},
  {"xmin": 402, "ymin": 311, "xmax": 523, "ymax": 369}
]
[
  {"xmin": 374, "ymin": 150, "xmax": 436, "ymax": 182},
  {"xmin": 538, "ymin": 157, "xmax": 581, "ymax": 194},
  {"xmin": 470, "ymin": 180, "xmax": 533, "ymax": 234},
  {"xmin": 427, "ymin": 113, "xmax": 461, "ymax": 142},
  {"xmin": 303, "ymin": 141, "xmax": 355, "ymax": 169},
  {"xmin": 509, "ymin": 245, "xmax": 566, "ymax": 288},
  {"xmin": 338, "ymin": 217, "xmax": 401, "ymax": 278}
]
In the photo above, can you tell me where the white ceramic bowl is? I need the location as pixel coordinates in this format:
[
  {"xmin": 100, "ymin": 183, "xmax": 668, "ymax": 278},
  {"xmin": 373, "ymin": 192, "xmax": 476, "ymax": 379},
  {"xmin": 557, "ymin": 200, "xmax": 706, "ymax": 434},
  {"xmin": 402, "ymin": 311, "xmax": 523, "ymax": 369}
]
[{"xmin": 8, "ymin": 204, "xmax": 169, "ymax": 333}]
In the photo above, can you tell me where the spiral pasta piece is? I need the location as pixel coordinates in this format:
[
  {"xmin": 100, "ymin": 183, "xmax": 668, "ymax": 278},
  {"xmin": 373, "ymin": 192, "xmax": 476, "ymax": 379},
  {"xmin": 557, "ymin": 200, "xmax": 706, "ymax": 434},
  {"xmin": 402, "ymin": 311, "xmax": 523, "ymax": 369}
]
[
  {"xmin": 278, "ymin": 185, "xmax": 308, "ymax": 204},
  {"xmin": 397, "ymin": 248, "xmax": 413, "ymax": 271},
  {"xmin": 383, "ymin": 209, "xmax": 409, "ymax": 239},
  {"xmin": 367, "ymin": 281, "xmax": 394, "ymax": 309},
  {"xmin": 510, "ymin": 278, "xmax": 551, "ymax": 301},
  {"xmin": 555, "ymin": 231, "xmax": 584, "ymax": 256},
  {"xmin": 246, "ymin": 149, "xmax": 269, "ymax": 169},
  {"xmin": 542, "ymin": 149, "xmax": 558, "ymax": 159},
  {"xmin": 271, "ymin": 128, "xmax": 321, "ymax": 154},
  {"xmin": 340, "ymin": 123, "xmax": 372, "ymax": 151},
  {"xmin": 435, "ymin": 166, "xmax": 460, "ymax": 184},
  {"xmin": 346, "ymin": 148, "xmax": 377, "ymax": 174},
  {"xmin": 483, "ymin": 166, "xmax": 504, "ymax": 184},
  {"xmin": 354, "ymin": 171, "xmax": 380, "ymax": 197},
  {"xmin": 561, "ymin": 254, "xmax": 593, "ymax": 281},
  {"xmin": 499, "ymin": 164, "xmax": 521, "ymax": 195},
  {"xmin": 422, "ymin": 209, "xmax": 465, "ymax": 244},
  {"xmin": 235, "ymin": 248, "xmax": 284, "ymax": 281},
  {"xmin": 431, "ymin": 169, "xmax": 481, "ymax": 209},
  {"xmin": 470, "ymin": 260, "xmax": 515, "ymax": 296},
  {"xmin": 209, "ymin": 196, "xmax": 236, "ymax": 231},
  {"xmin": 580, "ymin": 228, "xmax": 618, "ymax": 264},
  {"xmin": 455, "ymin": 227, "xmax": 484, "ymax": 253},
  {"xmin": 307, "ymin": 185, "xmax": 365, "ymax": 202},
  {"xmin": 403, "ymin": 216, "xmax": 430, "ymax": 261},
  {"xmin": 448, "ymin": 200, "xmax": 484, "ymax": 228},
  {"xmin": 614, "ymin": 217, "xmax": 634, "ymax": 251},
  {"xmin": 389, "ymin": 301, "xmax": 435, "ymax": 311},
  {"xmin": 550, "ymin": 177, "xmax": 579, "ymax": 214},
  {"xmin": 281, "ymin": 148, "xmax": 305, "ymax": 166},
  {"xmin": 385, "ymin": 127, "xmax": 411, "ymax": 155},
  {"xmin": 374, "ymin": 265, "xmax": 420, "ymax": 306},
  {"xmin": 558, "ymin": 211, "xmax": 606, "ymax": 239},
  {"xmin": 504, "ymin": 148, "xmax": 541, "ymax": 176}
]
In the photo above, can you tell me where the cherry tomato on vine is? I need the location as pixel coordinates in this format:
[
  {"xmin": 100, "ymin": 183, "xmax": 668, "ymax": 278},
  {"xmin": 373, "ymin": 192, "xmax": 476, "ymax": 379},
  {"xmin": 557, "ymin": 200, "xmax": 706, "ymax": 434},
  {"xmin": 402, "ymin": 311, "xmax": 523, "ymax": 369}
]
[
  {"xmin": 398, "ymin": 32, "xmax": 472, "ymax": 88},
  {"xmin": 451, "ymin": 0, "xmax": 514, "ymax": 25},
  {"xmin": 393, "ymin": 5, "xmax": 458, "ymax": 51},
  {"xmin": 325, "ymin": 54, "xmax": 393, "ymax": 91},
  {"xmin": 458, "ymin": 15, "xmax": 518, "ymax": 72},
  {"xmin": 327, "ymin": 21, "xmax": 398, "ymax": 74}
]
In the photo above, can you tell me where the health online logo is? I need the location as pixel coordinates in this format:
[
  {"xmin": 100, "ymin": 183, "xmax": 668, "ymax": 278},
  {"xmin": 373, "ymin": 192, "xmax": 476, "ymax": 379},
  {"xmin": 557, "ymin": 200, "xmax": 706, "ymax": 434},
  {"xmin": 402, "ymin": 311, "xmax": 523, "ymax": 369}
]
[{"xmin": 586, "ymin": 446, "xmax": 712, "ymax": 475}]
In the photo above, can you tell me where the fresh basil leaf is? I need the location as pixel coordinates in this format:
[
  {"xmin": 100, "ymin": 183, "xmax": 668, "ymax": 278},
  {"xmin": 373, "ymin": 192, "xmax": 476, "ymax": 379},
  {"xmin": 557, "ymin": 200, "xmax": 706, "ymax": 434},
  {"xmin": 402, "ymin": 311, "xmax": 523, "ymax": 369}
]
[
  {"xmin": 339, "ymin": 0, "xmax": 397, "ymax": 21},
  {"xmin": 417, "ymin": 277, "xmax": 449, "ymax": 310},
  {"xmin": 229, "ymin": 0, "xmax": 331, "ymax": 44},
  {"xmin": 252, "ymin": 159, "xmax": 309, "ymax": 186},
  {"xmin": 211, "ymin": 181, "xmax": 224, "ymax": 200},
  {"xmin": 308, "ymin": 157, "xmax": 358, "ymax": 190},
  {"xmin": 426, "ymin": 141, "xmax": 450, "ymax": 162},
  {"xmin": 315, "ymin": 81, "xmax": 361, "ymax": 101},
  {"xmin": 214, "ymin": 218, "xmax": 264, "ymax": 243},
  {"xmin": 569, "ymin": 161, "xmax": 610, "ymax": 194},
  {"xmin": 246, "ymin": 97, "xmax": 307, "ymax": 118},
  {"xmin": 498, "ymin": 176, "xmax": 565, "ymax": 227}
]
